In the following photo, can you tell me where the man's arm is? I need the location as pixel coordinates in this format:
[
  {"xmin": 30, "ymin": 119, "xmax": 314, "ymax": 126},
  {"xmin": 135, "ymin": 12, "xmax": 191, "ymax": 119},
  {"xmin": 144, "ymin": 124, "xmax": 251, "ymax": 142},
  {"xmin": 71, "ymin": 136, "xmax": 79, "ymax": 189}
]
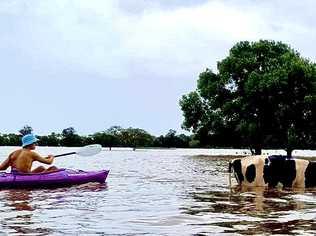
[
  {"xmin": 32, "ymin": 153, "xmax": 54, "ymax": 165},
  {"xmin": 0, "ymin": 156, "xmax": 11, "ymax": 170}
]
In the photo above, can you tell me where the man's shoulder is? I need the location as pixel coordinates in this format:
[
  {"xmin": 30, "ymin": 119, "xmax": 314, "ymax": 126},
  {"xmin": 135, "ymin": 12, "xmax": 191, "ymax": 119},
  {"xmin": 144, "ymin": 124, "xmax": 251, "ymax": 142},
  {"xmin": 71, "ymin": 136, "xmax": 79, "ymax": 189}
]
[
  {"xmin": 13, "ymin": 149, "xmax": 37, "ymax": 158},
  {"xmin": 29, "ymin": 151, "xmax": 42, "ymax": 160},
  {"xmin": 10, "ymin": 149, "xmax": 22, "ymax": 156}
]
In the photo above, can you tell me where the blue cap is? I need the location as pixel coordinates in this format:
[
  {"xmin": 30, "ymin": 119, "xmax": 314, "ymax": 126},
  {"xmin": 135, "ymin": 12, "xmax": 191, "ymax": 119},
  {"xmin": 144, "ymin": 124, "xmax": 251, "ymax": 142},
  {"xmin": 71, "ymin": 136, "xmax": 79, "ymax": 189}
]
[{"xmin": 22, "ymin": 134, "xmax": 39, "ymax": 147}]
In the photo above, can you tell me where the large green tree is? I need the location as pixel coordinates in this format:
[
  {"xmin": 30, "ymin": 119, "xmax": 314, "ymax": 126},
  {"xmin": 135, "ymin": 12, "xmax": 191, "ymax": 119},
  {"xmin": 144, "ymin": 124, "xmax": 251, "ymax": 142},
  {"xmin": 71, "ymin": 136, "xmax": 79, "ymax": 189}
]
[
  {"xmin": 180, "ymin": 40, "xmax": 316, "ymax": 155},
  {"xmin": 118, "ymin": 128, "xmax": 154, "ymax": 148},
  {"xmin": 153, "ymin": 129, "xmax": 191, "ymax": 148},
  {"xmin": 61, "ymin": 127, "xmax": 82, "ymax": 147},
  {"xmin": 92, "ymin": 131, "xmax": 119, "ymax": 148}
]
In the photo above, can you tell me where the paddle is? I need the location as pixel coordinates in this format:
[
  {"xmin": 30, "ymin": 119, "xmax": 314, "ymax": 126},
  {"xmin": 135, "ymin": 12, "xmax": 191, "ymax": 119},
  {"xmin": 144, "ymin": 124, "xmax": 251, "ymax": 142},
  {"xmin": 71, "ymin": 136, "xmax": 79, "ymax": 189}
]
[{"xmin": 54, "ymin": 144, "xmax": 102, "ymax": 158}]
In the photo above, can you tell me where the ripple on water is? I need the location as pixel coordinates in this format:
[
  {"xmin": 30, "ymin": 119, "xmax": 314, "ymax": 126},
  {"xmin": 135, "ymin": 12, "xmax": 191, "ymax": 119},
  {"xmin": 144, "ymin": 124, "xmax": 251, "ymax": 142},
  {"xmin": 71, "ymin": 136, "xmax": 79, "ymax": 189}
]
[
  {"xmin": 181, "ymin": 185, "xmax": 316, "ymax": 235},
  {"xmin": 0, "ymin": 148, "xmax": 315, "ymax": 235}
]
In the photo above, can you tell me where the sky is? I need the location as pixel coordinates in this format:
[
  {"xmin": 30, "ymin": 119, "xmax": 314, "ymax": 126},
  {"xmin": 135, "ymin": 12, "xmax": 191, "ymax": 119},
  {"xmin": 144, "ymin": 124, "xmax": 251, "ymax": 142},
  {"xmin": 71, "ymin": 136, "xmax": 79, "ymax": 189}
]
[{"xmin": 1, "ymin": 0, "xmax": 316, "ymax": 136}]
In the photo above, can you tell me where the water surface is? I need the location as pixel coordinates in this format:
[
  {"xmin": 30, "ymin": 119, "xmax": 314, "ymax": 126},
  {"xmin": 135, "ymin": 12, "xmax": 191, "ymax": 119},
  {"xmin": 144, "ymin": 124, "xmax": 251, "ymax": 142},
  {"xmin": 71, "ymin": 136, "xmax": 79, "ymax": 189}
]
[{"xmin": 0, "ymin": 147, "xmax": 315, "ymax": 235}]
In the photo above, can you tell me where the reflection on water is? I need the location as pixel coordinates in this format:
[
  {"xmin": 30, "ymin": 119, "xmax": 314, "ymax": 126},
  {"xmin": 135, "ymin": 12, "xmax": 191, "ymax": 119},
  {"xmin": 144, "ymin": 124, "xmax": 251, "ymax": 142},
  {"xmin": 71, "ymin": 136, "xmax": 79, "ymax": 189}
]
[
  {"xmin": 0, "ymin": 147, "xmax": 315, "ymax": 235},
  {"xmin": 0, "ymin": 183, "xmax": 108, "ymax": 235},
  {"xmin": 5, "ymin": 189, "xmax": 34, "ymax": 211},
  {"xmin": 1, "ymin": 190, "xmax": 34, "ymax": 235},
  {"xmin": 183, "ymin": 186, "xmax": 316, "ymax": 235},
  {"xmin": 0, "ymin": 189, "xmax": 53, "ymax": 235}
]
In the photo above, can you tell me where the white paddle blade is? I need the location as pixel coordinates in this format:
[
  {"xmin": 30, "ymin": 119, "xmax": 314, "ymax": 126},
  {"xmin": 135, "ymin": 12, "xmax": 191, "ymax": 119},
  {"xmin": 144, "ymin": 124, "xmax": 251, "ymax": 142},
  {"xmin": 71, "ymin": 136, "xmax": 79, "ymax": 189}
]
[{"xmin": 77, "ymin": 144, "xmax": 102, "ymax": 156}]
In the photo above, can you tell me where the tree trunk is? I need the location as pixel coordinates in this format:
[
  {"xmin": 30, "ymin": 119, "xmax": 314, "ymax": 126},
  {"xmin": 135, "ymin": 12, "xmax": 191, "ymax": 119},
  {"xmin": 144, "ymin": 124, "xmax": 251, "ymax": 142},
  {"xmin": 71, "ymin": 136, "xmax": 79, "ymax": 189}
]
[
  {"xmin": 286, "ymin": 148, "xmax": 292, "ymax": 157},
  {"xmin": 254, "ymin": 147, "xmax": 262, "ymax": 155},
  {"xmin": 249, "ymin": 146, "xmax": 262, "ymax": 155}
]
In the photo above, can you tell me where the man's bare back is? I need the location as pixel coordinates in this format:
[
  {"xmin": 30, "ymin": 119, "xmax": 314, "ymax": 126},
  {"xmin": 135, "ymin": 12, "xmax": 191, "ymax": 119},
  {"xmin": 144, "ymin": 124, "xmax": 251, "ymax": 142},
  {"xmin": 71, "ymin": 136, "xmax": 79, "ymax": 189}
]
[
  {"xmin": 11, "ymin": 149, "xmax": 55, "ymax": 172},
  {"xmin": 8, "ymin": 149, "xmax": 34, "ymax": 172}
]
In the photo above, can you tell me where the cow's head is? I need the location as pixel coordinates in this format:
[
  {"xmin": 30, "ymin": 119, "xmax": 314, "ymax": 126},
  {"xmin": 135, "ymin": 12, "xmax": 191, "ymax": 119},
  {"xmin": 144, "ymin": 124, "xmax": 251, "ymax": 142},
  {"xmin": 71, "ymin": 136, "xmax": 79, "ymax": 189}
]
[{"xmin": 229, "ymin": 158, "xmax": 244, "ymax": 184}]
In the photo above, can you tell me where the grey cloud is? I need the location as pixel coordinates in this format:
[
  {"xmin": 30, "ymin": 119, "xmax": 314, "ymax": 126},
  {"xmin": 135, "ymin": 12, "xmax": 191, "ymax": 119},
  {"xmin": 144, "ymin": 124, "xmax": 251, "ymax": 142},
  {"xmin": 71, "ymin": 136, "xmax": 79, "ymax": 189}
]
[{"xmin": 1, "ymin": 0, "xmax": 316, "ymax": 79}]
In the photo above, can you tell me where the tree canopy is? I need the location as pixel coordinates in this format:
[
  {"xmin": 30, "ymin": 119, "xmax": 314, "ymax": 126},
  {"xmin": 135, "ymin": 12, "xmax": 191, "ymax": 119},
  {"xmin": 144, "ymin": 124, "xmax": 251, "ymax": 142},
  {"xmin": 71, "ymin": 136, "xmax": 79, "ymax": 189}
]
[
  {"xmin": 180, "ymin": 40, "xmax": 316, "ymax": 155},
  {"xmin": 19, "ymin": 125, "xmax": 33, "ymax": 136}
]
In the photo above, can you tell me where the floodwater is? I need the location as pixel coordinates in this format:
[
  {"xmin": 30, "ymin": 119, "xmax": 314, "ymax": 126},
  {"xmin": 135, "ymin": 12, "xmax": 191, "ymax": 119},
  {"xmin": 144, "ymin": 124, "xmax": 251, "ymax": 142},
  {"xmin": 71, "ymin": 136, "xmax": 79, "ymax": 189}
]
[{"xmin": 0, "ymin": 147, "xmax": 315, "ymax": 235}]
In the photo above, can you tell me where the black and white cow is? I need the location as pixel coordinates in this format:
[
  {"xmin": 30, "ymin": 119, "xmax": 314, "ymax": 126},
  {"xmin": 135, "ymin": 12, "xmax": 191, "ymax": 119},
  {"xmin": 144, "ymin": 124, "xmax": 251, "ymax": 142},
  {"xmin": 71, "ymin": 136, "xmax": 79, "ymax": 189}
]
[{"xmin": 229, "ymin": 155, "xmax": 316, "ymax": 188}]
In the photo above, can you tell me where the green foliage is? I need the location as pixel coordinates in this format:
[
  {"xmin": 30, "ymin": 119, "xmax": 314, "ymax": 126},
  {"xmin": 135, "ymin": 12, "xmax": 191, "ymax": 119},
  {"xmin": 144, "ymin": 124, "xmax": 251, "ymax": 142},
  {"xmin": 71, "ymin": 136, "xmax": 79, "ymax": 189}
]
[
  {"xmin": 19, "ymin": 125, "xmax": 33, "ymax": 136},
  {"xmin": 0, "ymin": 126, "xmax": 192, "ymax": 148},
  {"xmin": 180, "ymin": 40, "xmax": 316, "ymax": 155},
  {"xmin": 152, "ymin": 130, "xmax": 190, "ymax": 148},
  {"xmin": 189, "ymin": 139, "xmax": 200, "ymax": 148},
  {"xmin": 38, "ymin": 132, "xmax": 61, "ymax": 146},
  {"xmin": 118, "ymin": 128, "xmax": 154, "ymax": 148},
  {"xmin": 0, "ymin": 125, "xmax": 210, "ymax": 149},
  {"xmin": 61, "ymin": 127, "xmax": 83, "ymax": 147},
  {"xmin": 92, "ymin": 132, "xmax": 118, "ymax": 147},
  {"xmin": 179, "ymin": 92, "xmax": 204, "ymax": 132},
  {"xmin": 0, "ymin": 133, "xmax": 20, "ymax": 146}
]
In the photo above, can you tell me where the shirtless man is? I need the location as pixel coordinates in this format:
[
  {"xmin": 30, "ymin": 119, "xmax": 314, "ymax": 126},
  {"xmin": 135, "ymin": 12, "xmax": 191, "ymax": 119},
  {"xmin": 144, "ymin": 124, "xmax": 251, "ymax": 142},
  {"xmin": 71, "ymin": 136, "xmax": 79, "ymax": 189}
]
[{"xmin": 0, "ymin": 133, "xmax": 58, "ymax": 173}]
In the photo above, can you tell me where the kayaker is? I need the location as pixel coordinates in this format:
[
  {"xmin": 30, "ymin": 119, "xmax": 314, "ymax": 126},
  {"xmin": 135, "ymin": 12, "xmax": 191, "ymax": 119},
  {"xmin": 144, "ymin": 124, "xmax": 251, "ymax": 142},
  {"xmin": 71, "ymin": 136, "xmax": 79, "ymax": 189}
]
[{"xmin": 0, "ymin": 133, "xmax": 58, "ymax": 173}]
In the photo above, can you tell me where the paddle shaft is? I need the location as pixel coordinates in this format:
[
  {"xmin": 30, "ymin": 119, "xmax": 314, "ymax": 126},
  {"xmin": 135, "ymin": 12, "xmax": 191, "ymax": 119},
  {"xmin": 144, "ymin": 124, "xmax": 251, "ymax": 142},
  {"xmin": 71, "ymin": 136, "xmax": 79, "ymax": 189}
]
[{"xmin": 54, "ymin": 152, "xmax": 76, "ymax": 158}]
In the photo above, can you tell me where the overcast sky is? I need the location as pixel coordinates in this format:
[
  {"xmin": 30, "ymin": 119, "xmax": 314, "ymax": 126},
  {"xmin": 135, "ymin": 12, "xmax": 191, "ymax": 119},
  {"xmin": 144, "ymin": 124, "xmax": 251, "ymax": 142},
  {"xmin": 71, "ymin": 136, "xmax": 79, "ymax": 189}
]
[{"xmin": 1, "ymin": 0, "xmax": 316, "ymax": 136}]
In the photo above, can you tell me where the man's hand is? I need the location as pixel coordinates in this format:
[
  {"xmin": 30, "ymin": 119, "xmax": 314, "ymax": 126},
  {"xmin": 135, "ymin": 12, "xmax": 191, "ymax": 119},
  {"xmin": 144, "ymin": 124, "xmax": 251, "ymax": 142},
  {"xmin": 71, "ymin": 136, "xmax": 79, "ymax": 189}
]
[{"xmin": 46, "ymin": 155, "xmax": 55, "ymax": 164}]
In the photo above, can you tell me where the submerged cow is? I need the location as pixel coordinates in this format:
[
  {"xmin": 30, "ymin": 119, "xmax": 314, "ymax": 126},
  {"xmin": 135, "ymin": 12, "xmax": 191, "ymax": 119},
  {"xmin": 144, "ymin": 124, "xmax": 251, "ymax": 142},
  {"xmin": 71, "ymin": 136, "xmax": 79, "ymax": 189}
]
[{"xmin": 229, "ymin": 155, "xmax": 316, "ymax": 188}]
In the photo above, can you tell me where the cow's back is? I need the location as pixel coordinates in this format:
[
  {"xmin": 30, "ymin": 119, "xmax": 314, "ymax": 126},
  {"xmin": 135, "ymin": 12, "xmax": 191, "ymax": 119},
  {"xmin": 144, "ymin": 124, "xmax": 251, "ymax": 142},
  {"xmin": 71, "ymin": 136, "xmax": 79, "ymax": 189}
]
[{"xmin": 230, "ymin": 155, "xmax": 313, "ymax": 188}]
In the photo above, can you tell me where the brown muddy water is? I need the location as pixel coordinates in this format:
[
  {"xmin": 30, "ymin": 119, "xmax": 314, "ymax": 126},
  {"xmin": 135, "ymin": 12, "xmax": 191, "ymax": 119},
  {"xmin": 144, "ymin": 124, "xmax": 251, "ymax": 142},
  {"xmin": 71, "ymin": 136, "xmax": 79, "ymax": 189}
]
[{"xmin": 0, "ymin": 147, "xmax": 315, "ymax": 235}]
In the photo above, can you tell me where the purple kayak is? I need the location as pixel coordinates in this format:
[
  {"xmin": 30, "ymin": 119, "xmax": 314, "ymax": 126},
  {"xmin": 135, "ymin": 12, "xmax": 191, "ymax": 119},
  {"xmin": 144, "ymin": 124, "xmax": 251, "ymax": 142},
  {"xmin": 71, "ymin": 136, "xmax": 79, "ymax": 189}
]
[{"xmin": 0, "ymin": 169, "xmax": 109, "ymax": 188}]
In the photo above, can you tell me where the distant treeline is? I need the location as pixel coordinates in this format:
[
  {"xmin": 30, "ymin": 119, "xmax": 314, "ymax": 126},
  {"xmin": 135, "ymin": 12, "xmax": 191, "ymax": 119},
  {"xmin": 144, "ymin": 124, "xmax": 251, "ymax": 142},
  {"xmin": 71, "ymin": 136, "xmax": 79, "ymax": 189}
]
[{"xmin": 0, "ymin": 125, "xmax": 200, "ymax": 148}]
